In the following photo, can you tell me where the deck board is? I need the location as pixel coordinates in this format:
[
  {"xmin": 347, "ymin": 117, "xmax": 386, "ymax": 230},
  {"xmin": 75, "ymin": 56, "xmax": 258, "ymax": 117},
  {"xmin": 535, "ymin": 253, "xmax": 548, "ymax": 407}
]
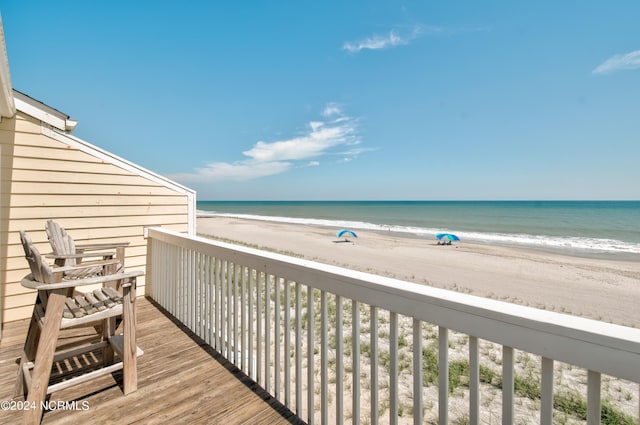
[{"xmin": 0, "ymin": 297, "xmax": 303, "ymax": 425}]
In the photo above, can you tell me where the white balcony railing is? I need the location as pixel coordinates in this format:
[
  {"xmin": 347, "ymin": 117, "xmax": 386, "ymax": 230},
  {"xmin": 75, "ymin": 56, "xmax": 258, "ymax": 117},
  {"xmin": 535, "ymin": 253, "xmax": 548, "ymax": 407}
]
[{"xmin": 145, "ymin": 227, "xmax": 640, "ymax": 425}]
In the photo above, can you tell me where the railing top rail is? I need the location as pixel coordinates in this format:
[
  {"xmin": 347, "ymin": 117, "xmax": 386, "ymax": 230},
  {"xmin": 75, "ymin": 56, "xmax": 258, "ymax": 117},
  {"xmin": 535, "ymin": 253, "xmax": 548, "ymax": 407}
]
[{"xmin": 147, "ymin": 227, "xmax": 640, "ymax": 383}]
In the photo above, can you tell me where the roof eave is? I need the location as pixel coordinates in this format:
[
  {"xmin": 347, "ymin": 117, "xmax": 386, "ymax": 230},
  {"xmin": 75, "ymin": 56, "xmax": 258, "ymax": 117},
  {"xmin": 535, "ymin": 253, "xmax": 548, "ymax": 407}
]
[
  {"xmin": 13, "ymin": 90, "xmax": 77, "ymax": 132},
  {"xmin": 0, "ymin": 15, "xmax": 16, "ymax": 118}
]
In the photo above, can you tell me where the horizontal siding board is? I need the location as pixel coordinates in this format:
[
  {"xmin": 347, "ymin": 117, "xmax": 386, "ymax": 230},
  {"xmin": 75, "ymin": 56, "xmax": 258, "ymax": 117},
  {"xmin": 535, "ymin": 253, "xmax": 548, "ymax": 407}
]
[
  {"xmin": 13, "ymin": 113, "xmax": 42, "ymax": 134},
  {"xmin": 7, "ymin": 194, "xmax": 188, "ymax": 207},
  {"xmin": 6, "ymin": 204, "xmax": 187, "ymax": 219},
  {"xmin": 10, "ymin": 156, "xmax": 136, "ymax": 174},
  {"xmin": 3, "ymin": 305, "xmax": 35, "ymax": 324},
  {"xmin": 8, "ymin": 130, "xmax": 57, "ymax": 147},
  {"xmin": 4, "ymin": 293, "xmax": 37, "ymax": 311},
  {"xmin": 9, "ymin": 169, "xmax": 174, "ymax": 186},
  {"xmin": 12, "ymin": 130, "xmax": 74, "ymax": 148},
  {"xmin": 4, "ymin": 282, "xmax": 34, "ymax": 297},
  {"xmin": 4, "ymin": 215, "xmax": 188, "ymax": 230},
  {"xmin": 12, "ymin": 144, "xmax": 111, "ymax": 163},
  {"xmin": 10, "ymin": 181, "xmax": 182, "ymax": 196},
  {"xmin": 2, "ymin": 223, "xmax": 187, "ymax": 245}
]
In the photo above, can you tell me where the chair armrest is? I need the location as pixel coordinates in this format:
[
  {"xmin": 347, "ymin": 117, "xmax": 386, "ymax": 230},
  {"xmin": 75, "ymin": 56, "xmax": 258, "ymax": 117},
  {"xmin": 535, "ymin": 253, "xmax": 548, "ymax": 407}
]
[
  {"xmin": 21, "ymin": 270, "xmax": 144, "ymax": 290},
  {"xmin": 75, "ymin": 242, "xmax": 131, "ymax": 250},
  {"xmin": 45, "ymin": 251, "xmax": 117, "ymax": 260}
]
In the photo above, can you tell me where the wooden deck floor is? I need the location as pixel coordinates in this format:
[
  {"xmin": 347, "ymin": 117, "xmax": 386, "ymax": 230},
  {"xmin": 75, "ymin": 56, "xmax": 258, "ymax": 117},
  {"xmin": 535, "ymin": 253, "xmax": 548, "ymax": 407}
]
[{"xmin": 0, "ymin": 297, "xmax": 304, "ymax": 425}]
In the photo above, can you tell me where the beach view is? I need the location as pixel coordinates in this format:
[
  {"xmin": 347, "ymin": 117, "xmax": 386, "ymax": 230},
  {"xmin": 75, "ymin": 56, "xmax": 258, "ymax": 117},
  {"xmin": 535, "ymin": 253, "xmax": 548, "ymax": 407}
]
[
  {"xmin": 3, "ymin": 2, "xmax": 639, "ymax": 424},
  {"xmin": 196, "ymin": 201, "xmax": 640, "ymax": 327},
  {"xmin": 195, "ymin": 201, "xmax": 640, "ymax": 424}
]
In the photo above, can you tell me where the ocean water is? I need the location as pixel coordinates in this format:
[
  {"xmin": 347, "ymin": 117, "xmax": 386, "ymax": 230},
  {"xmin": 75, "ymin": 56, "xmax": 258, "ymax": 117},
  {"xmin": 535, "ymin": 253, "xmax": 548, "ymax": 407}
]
[{"xmin": 196, "ymin": 201, "xmax": 640, "ymax": 259}]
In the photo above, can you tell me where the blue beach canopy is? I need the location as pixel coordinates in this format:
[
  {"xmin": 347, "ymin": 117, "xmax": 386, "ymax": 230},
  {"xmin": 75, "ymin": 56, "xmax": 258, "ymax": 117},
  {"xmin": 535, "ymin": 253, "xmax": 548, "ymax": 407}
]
[
  {"xmin": 337, "ymin": 229, "xmax": 358, "ymax": 238},
  {"xmin": 435, "ymin": 233, "xmax": 460, "ymax": 241}
]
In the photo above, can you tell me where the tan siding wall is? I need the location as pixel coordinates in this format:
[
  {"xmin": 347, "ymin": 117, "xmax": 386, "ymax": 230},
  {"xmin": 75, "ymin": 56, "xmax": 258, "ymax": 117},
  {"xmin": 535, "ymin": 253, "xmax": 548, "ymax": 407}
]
[{"xmin": 1, "ymin": 111, "xmax": 193, "ymax": 324}]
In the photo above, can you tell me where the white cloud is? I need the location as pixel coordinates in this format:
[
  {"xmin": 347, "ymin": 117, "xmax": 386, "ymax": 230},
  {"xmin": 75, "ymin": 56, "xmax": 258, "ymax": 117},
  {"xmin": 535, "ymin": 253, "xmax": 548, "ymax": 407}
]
[
  {"xmin": 593, "ymin": 49, "xmax": 640, "ymax": 74},
  {"xmin": 171, "ymin": 161, "xmax": 292, "ymax": 183},
  {"xmin": 169, "ymin": 105, "xmax": 364, "ymax": 183},
  {"xmin": 322, "ymin": 103, "xmax": 342, "ymax": 117},
  {"xmin": 343, "ymin": 30, "xmax": 408, "ymax": 53},
  {"xmin": 342, "ymin": 25, "xmax": 438, "ymax": 53}
]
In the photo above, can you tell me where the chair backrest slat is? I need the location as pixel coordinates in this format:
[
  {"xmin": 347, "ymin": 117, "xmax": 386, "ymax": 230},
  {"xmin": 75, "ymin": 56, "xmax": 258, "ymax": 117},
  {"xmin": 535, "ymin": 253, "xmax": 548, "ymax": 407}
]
[
  {"xmin": 46, "ymin": 220, "xmax": 78, "ymax": 267},
  {"xmin": 19, "ymin": 230, "xmax": 57, "ymax": 283}
]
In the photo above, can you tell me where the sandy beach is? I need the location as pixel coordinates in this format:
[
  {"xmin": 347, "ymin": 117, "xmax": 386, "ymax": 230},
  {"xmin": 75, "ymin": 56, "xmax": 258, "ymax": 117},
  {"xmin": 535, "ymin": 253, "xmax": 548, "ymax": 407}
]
[{"xmin": 198, "ymin": 216, "xmax": 640, "ymax": 328}]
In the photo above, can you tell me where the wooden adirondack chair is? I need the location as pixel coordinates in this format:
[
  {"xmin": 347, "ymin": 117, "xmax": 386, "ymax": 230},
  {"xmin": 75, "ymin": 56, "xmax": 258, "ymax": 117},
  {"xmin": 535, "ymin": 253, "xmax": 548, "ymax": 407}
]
[{"xmin": 15, "ymin": 230, "xmax": 143, "ymax": 424}]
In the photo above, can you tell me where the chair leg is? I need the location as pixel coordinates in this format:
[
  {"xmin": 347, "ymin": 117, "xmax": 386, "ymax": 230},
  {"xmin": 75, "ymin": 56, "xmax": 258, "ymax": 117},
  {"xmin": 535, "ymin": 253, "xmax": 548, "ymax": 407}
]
[
  {"xmin": 102, "ymin": 317, "xmax": 116, "ymax": 365},
  {"xmin": 24, "ymin": 289, "xmax": 66, "ymax": 425},
  {"xmin": 14, "ymin": 312, "xmax": 41, "ymax": 399},
  {"xmin": 122, "ymin": 279, "xmax": 137, "ymax": 394}
]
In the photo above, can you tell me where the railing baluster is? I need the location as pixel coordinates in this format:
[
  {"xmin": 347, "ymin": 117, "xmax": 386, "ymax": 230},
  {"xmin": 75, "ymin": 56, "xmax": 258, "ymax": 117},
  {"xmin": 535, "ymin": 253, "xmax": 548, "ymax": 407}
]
[
  {"xmin": 173, "ymin": 244, "xmax": 178, "ymax": 315},
  {"xmin": 161, "ymin": 241, "xmax": 165, "ymax": 310},
  {"xmin": 265, "ymin": 274, "xmax": 271, "ymax": 393},
  {"xmin": 308, "ymin": 286, "xmax": 315, "ymax": 425},
  {"xmin": 321, "ymin": 290, "xmax": 328, "ymax": 425},
  {"xmin": 284, "ymin": 279, "xmax": 291, "ymax": 408},
  {"xmin": 438, "ymin": 326, "xmax": 448, "ymax": 425},
  {"xmin": 168, "ymin": 242, "xmax": 173, "ymax": 312},
  {"xmin": 283, "ymin": 279, "xmax": 291, "ymax": 409},
  {"xmin": 227, "ymin": 262, "xmax": 233, "ymax": 361},
  {"xmin": 371, "ymin": 305, "xmax": 378, "ymax": 425},
  {"xmin": 209, "ymin": 256, "xmax": 215, "ymax": 349},
  {"xmin": 203, "ymin": 255, "xmax": 210, "ymax": 345},
  {"xmin": 193, "ymin": 250, "xmax": 198, "ymax": 332},
  {"xmin": 502, "ymin": 346, "xmax": 514, "ymax": 425},
  {"xmin": 184, "ymin": 248, "xmax": 189, "ymax": 326},
  {"xmin": 336, "ymin": 295, "xmax": 344, "ymax": 425},
  {"xmin": 215, "ymin": 258, "xmax": 221, "ymax": 351},
  {"xmin": 541, "ymin": 357, "xmax": 554, "ymax": 425},
  {"xmin": 233, "ymin": 262, "xmax": 239, "ymax": 364},
  {"xmin": 177, "ymin": 247, "xmax": 182, "ymax": 321},
  {"xmin": 192, "ymin": 251, "xmax": 196, "ymax": 333},
  {"xmin": 352, "ymin": 300, "xmax": 360, "ymax": 425},
  {"xmin": 275, "ymin": 276, "xmax": 281, "ymax": 399},
  {"xmin": 295, "ymin": 282, "xmax": 302, "ymax": 416},
  {"xmin": 469, "ymin": 336, "xmax": 479, "ymax": 425},
  {"xmin": 241, "ymin": 266, "xmax": 246, "ymax": 372},
  {"xmin": 390, "ymin": 312, "xmax": 398, "ymax": 425},
  {"xmin": 198, "ymin": 253, "xmax": 203, "ymax": 342},
  {"xmin": 192, "ymin": 250, "xmax": 197, "ymax": 331},
  {"xmin": 413, "ymin": 319, "xmax": 423, "ymax": 425},
  {"xmin": 220, "ymin": 260, "xmax": 227, "ymax": 356},
  {"xmin": 256, "ymin": 272, "xmax": 262, "ymax": 385},
  {"xmin": 248, "ymin": 268, "xmax": 255, "ymax": 380},
  {"xmin": 587, "ymin": 370, "xmax": 601, "ymax": 425}
]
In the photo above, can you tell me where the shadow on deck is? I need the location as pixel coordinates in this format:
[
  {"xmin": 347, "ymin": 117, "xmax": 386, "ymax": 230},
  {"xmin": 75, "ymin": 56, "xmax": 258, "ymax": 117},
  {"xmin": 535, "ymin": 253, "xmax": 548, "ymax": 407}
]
[{"xmin": 0, "ymin": 297, "xmax": 304, "ymax": 424}]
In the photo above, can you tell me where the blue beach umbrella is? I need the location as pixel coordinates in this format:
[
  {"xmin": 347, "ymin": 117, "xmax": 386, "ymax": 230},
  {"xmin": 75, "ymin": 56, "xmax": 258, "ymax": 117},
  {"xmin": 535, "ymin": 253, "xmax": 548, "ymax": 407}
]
[
  {"xmin": 337, "ymin": 229, "xmax": 358, "ymax": 239},
  {"xmin": 436, "ymin": 233, "xmax": 460, "ymax": 243}
]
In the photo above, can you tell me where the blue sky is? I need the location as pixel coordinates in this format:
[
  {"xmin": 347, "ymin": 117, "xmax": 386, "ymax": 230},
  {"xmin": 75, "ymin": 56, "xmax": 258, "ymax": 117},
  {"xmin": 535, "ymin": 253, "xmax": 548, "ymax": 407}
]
[{"xmin": 3, "ymin": 1, "xmax": 639, "ymax": 200}]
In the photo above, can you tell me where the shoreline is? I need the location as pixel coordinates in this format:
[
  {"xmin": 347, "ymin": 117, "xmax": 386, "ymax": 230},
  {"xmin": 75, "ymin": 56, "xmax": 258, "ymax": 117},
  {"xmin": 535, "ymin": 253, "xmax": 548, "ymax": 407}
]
[
  {"xmin": 196, "ymin": 212, "xmax": 640, "ymax": 262},
  {"xmin": 197, "ymin": 216, "xmax": 640, "ymax": 328}
]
